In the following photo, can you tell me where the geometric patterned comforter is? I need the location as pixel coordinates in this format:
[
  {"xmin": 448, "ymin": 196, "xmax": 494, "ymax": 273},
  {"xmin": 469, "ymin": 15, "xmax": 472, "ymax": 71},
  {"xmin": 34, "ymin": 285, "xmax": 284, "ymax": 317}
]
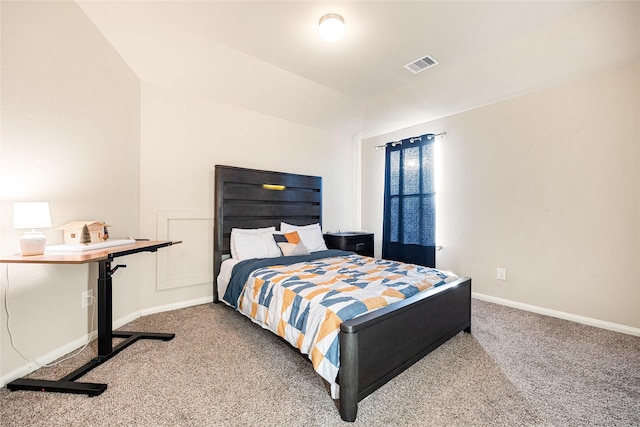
[{"xmin": 229, "ymin": 252, "xmax": 459, "ymax": 398}]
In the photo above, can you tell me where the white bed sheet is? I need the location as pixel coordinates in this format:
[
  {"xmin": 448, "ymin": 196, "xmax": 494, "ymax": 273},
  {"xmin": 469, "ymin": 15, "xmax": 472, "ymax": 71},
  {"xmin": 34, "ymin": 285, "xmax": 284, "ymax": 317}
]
[{"xmin": 217, "ymin": 258, "xmax": 242, "ymax": 305}]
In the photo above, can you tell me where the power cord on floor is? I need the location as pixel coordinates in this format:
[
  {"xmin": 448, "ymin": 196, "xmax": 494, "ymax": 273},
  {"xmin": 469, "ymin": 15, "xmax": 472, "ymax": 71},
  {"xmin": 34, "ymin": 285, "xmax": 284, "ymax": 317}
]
[{"xmin": 3, "ymin": 264, "xmax": 96, "ymax": 367}]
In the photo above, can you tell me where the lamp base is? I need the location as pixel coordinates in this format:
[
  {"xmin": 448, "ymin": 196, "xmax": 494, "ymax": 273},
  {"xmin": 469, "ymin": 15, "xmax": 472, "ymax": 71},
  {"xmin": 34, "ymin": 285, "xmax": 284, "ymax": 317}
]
[{"xmin": 19, "ymin": 230, "xmax": 47, "ymax": 256}]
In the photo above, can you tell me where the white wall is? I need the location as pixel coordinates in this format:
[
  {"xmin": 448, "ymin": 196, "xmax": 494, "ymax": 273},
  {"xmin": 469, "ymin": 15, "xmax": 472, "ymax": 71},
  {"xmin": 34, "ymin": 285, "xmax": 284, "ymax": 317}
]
[
  {"xmin": 0, "ymin": 1, "xmax": 361, "ymax": 385},
  {"xmin": 1, "ymin": 1, "xmax": 141, "ymax": 380},
  {"xmin": 360, "ymin": 1, "xmax": 640, "ymax": 139},
  {"xmin": 6, "ymin": 0, "xmax": 634, "ymax": 391},
  {"xmin": 361, "ymin": 64, "xmax": 640, "ymax": 330},
  {"xmin": 136, "ymin": 82, "xmax": 360, "ymax": 310}
]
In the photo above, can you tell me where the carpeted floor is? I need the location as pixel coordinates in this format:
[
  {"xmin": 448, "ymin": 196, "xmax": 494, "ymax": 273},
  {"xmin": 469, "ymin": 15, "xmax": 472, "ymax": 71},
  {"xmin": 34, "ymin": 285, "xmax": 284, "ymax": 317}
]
[{"xmin": 1, "ymin": 299, "xmax": 639, "ymax": 426}]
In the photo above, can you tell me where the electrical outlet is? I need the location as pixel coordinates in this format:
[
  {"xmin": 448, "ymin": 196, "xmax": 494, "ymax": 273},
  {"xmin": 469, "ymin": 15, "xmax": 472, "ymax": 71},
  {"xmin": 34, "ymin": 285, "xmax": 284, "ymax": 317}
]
[
  {"xmin": 497, "ymin": 268, "xmax": 507, "ymax": 281},
  {"xmin": 82, "ymin": 290, "xmax": 94, "ymax": 308}
]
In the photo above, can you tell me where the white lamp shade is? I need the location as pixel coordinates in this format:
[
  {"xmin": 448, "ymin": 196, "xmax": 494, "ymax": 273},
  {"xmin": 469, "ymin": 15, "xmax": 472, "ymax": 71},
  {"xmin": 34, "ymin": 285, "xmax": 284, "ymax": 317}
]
[
  {"xmin": 13, "ymin": 202, "xmax": 51, "ymax": 256},
  {"xmin": 318, "ymin": 13, "xmax": 345, "ymax": 43},
  {"xmin": 13, "ymin": 202, "xmax": 52, "ymax": 230}
]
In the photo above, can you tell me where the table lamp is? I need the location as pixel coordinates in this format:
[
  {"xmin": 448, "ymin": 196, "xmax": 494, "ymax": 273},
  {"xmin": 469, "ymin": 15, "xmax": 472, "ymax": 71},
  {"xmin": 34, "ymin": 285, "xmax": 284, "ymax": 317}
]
[{"xmin": 13, "ymin": 202, "xmax": 52, "ymax": 256}]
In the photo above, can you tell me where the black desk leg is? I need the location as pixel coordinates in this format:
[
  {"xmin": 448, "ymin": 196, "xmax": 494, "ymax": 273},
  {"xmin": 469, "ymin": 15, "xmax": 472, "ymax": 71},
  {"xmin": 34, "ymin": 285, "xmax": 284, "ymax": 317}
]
[
  {"xmin": 7, "ymin": 257, "xmax": 175, "ymax": 396},
  {"xmin": 97, "ymin": 260, "xmax": 113, "ymax": 356}
]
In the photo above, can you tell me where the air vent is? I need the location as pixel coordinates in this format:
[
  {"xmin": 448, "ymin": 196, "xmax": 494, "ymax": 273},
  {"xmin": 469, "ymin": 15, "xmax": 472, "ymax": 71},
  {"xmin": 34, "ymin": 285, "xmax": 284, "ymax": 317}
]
[{"xmin": 404, "ymin": 55, "xmax": 439, "ymax": 74}]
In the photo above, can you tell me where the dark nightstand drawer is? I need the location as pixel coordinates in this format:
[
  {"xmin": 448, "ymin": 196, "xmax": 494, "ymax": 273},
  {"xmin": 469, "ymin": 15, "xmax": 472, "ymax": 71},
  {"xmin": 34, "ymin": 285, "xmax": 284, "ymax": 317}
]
[{"xmin": 324, "ymin": 232, "xmax": 374, "ymax": 257}]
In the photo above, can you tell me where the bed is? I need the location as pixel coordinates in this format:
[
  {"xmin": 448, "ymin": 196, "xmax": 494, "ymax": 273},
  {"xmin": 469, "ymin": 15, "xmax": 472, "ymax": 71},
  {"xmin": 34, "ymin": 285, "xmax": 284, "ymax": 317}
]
[{"xmin": 213, "ymin": 165, "xmax": 472, "ymax": 422}]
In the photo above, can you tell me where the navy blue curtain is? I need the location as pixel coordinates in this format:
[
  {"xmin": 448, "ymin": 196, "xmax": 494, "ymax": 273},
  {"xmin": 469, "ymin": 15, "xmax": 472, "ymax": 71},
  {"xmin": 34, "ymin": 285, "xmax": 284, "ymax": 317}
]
[{"xmin": 382, "ymin": 134, "xmax": 436, "ymax": 267}]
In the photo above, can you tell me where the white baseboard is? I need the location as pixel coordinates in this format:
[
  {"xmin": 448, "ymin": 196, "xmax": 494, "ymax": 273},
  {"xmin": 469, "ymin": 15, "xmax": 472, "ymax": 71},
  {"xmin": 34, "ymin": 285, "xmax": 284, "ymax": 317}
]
[
  {"xmin": 5, "ymin": 293, "xmax": 636, "ymax": 389},
  {"xmin": 139, "ymin": 296, "xmax": 212, "ymax": 317},
  {"xmin": 1, "ymin": 296, "xmax": 212, "ymax": 388},
  {"xmin": 1, "ymin": 330, "xmax": 97, "ymax": 388},
  {"xmin": 110, "ymin": 296, "xmax": 212, "ymax": 330},
  {"xmin": 473, "ymin": 292, "xmax": 640, "ymax": 337}
]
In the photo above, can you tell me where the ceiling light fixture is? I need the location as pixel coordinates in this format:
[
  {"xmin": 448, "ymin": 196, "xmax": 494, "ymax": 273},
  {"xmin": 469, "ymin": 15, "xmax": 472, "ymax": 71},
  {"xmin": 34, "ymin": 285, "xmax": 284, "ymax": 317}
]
[{"xmin": 318, "ymin": 13, "xmax": 345, "ymax": 43}]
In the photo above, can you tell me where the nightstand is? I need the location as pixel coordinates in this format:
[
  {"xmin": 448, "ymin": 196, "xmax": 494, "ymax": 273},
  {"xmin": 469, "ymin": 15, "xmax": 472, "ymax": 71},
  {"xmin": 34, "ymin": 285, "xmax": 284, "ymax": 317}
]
[{"xmin": 324, "ymin": 232, "xmax": 374, "ymax": 257}]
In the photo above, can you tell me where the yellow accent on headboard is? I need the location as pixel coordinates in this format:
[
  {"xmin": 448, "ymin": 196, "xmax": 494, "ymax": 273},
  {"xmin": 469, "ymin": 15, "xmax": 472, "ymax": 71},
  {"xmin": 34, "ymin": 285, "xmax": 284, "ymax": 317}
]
[{"xmin": 262, "ymin": 184, "xmax": 286, "ymax": 191}]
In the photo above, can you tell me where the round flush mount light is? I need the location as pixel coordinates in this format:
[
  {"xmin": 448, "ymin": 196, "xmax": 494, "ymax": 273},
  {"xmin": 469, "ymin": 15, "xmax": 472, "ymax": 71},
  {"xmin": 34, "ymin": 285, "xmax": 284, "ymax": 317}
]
[{"xmin": 318, "ymin": 13, "xmax": 345, "ymax": 43}]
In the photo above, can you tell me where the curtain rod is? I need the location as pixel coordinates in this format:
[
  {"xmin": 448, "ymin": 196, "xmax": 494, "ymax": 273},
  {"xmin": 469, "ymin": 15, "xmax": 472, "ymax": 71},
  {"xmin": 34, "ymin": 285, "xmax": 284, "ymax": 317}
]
[{"xmin": 375, "ymin": 131, "xmax": 447, "ymax": 150}]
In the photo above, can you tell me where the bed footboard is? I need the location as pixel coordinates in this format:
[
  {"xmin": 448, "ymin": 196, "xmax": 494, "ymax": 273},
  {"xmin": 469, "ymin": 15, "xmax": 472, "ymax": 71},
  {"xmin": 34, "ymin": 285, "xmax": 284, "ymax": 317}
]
[{"xmin": 338, "ymin": 277, "xmax": 472, "ymax": 422}]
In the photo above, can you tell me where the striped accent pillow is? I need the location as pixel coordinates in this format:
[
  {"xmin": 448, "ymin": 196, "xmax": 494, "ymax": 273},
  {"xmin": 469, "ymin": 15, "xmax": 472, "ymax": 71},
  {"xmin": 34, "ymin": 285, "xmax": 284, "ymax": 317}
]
[{"xmin": 273, "ymin": 231, "xmax": 310, "ymax": 256}]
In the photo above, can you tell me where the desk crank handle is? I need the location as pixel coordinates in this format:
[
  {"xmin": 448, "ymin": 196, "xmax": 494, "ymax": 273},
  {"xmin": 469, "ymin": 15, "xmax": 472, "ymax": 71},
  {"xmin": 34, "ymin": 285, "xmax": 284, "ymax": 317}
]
[{"xmin": 109, "ymin": 264, "xmax": 127, "ymax": 276}]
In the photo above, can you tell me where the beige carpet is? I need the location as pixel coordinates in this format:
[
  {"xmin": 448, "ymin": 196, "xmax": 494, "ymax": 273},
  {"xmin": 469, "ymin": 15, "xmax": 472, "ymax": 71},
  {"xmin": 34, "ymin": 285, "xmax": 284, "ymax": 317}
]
[{"xmin": 1, "ymin": 299, "xmax": 639, "ymax": 426}]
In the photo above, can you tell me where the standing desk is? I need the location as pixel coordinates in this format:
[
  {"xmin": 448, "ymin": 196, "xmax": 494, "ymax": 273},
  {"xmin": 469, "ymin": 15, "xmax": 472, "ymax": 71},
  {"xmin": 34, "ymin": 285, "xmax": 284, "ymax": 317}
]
[{"xmin": 0, "ymin": 240, "xmax": 179, "ymax": 396}]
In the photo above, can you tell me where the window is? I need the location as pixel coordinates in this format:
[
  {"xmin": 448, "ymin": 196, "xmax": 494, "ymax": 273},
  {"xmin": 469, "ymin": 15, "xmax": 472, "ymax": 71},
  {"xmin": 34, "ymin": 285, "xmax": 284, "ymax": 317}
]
[{"xmin": 382, "ymin": 134, "xmax": 436, "ymax": 267}]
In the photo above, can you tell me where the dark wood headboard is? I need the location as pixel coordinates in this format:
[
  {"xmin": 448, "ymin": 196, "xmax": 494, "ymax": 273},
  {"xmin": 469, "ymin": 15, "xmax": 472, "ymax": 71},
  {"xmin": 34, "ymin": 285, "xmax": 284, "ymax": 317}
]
[{"xmin": 213, "ymin": 165, "xmax": 322, "ymax": 302}]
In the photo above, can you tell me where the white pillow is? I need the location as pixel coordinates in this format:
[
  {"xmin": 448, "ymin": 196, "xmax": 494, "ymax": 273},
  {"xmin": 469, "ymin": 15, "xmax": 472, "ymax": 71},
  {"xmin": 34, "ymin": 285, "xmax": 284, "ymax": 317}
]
[
  {"xmin": 230, "ymin": 227, "xmax": 278, "ymax": 259},
  {"xmin": 280, "ymin": 222, "xmax": 328, "ymax": 253}
]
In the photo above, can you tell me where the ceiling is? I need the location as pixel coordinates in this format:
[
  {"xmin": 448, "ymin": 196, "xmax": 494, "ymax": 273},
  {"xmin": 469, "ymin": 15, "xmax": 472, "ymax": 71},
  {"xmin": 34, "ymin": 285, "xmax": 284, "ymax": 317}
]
[{"xmin": 77, "ymin": 1, "xmax": 640, "ymax": 138}]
